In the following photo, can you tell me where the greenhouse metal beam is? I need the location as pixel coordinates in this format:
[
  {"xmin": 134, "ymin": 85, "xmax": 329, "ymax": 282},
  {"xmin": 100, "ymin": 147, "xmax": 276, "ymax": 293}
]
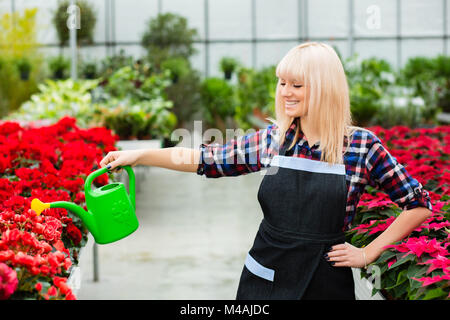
[
  {"xmin": 204, "ymin": 0, "xmax": 210, "ymax": 77},
  {"xmin": 444, "ymin": 0, "xmax": 448, "ymax": 55},
  {"xmin": 349, "ymin": 0, "xmax": 354, "ymax": 56},
  {"xmin": 70, "ymin": 0, "xmax": 77, "ymax": 80},
  {"xmin": 396, "ymin": 0, "xmax": 402, "ymax": 69}
]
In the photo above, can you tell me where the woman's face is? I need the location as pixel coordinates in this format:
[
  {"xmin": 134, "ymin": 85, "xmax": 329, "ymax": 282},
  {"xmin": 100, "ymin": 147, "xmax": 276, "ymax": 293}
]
[{"xmin": 278, "ymin": 78, "xmax": 309, "ymax": 118}]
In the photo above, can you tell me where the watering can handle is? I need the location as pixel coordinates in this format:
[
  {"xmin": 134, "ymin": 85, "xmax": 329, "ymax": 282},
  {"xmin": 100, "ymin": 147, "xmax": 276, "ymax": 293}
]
[{"xmin": 85, "ymin": 165, "xmax": 136, "ymax": 209}]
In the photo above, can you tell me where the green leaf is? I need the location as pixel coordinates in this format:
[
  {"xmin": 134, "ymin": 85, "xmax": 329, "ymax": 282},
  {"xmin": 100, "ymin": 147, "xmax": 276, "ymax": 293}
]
[
  {"xmin": 376, "ymin": 250, "xmax": 397, "ymax": 264},
  {"xmin": 361, "ymin": 212, "xmax": 383, "ymax": 223},
  {"xmin": 389, "ymin": 253, "xmax": 415, "ymax": 269},
  {"xmin": 422, "ymin": 287, "xmax": 447, "ymax": 300},
  {"xmin": 406, "ymin": 264, "xmax": 428, "ymax": 280},
  {"xmin": 385, "ymin": 270, "xmax": 408, "ymax": 290}
]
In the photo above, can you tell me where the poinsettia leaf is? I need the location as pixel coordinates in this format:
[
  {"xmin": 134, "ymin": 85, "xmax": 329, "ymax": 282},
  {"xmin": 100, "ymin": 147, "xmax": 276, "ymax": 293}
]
[
  {"xmin": 422, "ymin": 287, "xmax": 447, "ymax": 300},
  {"xmin": 389, "ymin": 253, "xmax": 415, "ymax": 269},
  {"xmin": 385, "ymin": 270, "xmax": 408, "ymax": 290},
  {"xmin": 396, "ymin": 269, "xmax": 408, "ymax": 286},
  {"xmin": 409, "ymin": 277, "xmax": 423, "ymax": 291},
  {"xmin": 376, "ymin": 250, "xmax": 397, "ymax": 263},
  {"xmin": 406, "ymin": 264, "xmax": 428, "ymax": 279},
  {"xmin": 361, "ymin": 212, "xmax": 384, "ymax": 223}
]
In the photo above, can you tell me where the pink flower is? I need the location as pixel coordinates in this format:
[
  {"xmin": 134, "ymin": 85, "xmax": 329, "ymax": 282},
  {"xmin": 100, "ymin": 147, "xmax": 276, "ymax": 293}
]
[
  {"xmin": 418, "ymin": 255, "xmax": 450, "ymax": 274},
  {"xmin": 0, "ymin": 262, "xmax": 18, "ymax": 300},
  {"xmin": 413, "ymin": 275, "xmax": 450, "ymax": 287},
  {"xmin": 385, "ymin": 236, "xmax": 448, "ymax": 259},
  {"xmin": 387, "ymin": 258, "xmax": 397, "ymax": 269}
]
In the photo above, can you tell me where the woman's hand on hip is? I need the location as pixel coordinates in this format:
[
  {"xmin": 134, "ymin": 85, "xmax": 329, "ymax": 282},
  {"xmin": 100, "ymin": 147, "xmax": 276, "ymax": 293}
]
[{"xmin": 325, "ymin": 242, "xmax": 368, "ymax": 268}]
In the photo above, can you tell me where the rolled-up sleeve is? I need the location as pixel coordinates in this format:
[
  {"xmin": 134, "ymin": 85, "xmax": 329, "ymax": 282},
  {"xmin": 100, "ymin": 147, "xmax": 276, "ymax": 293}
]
[
  {"xmin": 197, "ymin": 124, "xmax": 279, "ymax": 178},
  {"xmin": 365, "ymin": 135, "xmax": 433, "ymax": 211}
]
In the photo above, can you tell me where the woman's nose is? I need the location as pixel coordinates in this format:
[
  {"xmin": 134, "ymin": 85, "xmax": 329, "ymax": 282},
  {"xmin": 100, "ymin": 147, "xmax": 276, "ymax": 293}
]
[{"xmin": 281, "ymin": 85, "xmax": 292, "ymax": 97}]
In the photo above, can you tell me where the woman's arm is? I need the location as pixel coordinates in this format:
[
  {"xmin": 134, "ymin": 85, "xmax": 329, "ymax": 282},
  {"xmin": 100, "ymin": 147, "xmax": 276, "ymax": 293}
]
[
  {"xmin": 327, "ymin": 207, "xmax": 431, "ymax": 268},
  {"xmin": 137, "ymin": 147, "xmax": 200, "ymax": 173},
  {"xmin": 99, "ymin": 147, "xmax": 200, "ymax": 173},
  {"xmin": 326, "ymin": 132, "xmax": 433, "ymax": 268},
  {"xmin": 364, "ymin": 206, "xmax": 431, "ymax": 264}
]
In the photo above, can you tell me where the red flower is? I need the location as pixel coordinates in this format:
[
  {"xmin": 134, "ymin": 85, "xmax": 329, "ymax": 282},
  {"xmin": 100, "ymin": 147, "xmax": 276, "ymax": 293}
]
[
  {"xmin": 42, "ymin": 217, "xmax": 62, "ymax": 243},
  {"xmin": 66, "ymin": 223, "xmax": 82, "ymax": 246},
  {"xmin": 35, "ymin": 282, "xmax": 42, "ymax": 292},
  {"xmin": 0, "ymin": 262, "xmax": 18, "ymax": 300}
]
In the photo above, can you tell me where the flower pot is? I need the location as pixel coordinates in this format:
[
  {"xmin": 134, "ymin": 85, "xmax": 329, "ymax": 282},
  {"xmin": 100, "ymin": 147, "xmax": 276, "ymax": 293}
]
[
  {"xmin": 20, "ymin": 70, "xmax": 30, "ymax": 81},
  {"xmin": 224, "ymin": 70, "xmax": 233, "ymax": 80}
]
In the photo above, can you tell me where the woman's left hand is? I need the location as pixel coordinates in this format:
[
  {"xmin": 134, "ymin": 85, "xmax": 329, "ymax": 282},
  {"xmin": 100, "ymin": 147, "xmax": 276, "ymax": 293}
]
[{"xmin": 325, "ymin": 242, "xmax": 368, "ymax": 268}]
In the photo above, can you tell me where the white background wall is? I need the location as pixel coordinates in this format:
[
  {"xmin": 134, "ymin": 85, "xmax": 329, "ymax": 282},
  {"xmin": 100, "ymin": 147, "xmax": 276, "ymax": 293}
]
[{"xmin": 0, "ymin": 0, "xmax": 448, "ymax": 77}]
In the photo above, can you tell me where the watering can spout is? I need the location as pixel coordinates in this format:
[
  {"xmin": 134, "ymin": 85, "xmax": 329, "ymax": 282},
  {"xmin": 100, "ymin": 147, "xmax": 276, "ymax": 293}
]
[{"xmin": 31, "ymin": 198, "xmax": 98, "ymax": 236}]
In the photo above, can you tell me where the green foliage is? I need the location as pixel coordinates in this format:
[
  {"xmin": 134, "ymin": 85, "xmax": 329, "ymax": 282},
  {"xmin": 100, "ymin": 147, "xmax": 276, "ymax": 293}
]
[
  {"xmin": 48, "ymin": 56, "xmax": 71, "ymax": 80},
  {"xmin": 52, "ymin": 0, "xmax": 97, "ymax": 46},
  {"xmin": 141, "ymin": 13, "xmax": 198, "ymax": 69},
  {"xmin": 234, "ymin": 65, "xmax": 277, "ymax": 130},
  {"xmin": 220, "ymin": 57, "xmax": 241, "ymax": 80},
  {"xmin": 5, "ymin": 79, "xmax": 100, "ymax": 128},
  {"xmin": 161, "ymin": 57, "xmax": 190, "ymax": 82},
  {"xmin": 140, "ymin": 13, "xmax": 201, "ymax": 129},
  {"xmin": 200, "ymin": 78, "xmax": 236, "ymax": 131},
  {"xmin": 0, "ymin": 8, "xmax": 44, "ymax": 118},
  {"xmin": 400, "ymin": 55, "xmax": 450, "ymax": 116},
  {"xmin": 92, "ymin": 61, "xmax": 177, "ymax": 140},
  {"xmin": 344, "ymin": 55, "xmax": 394, "ymax": 127},
  {"xmin": 15, "ymin": 57, "xmax": 32, "ymax": 80},
  {"xmin": 97, "ymin": 49, "xmax": 134, "ymax": 80},
  {"xmin": 163, "ymin": 66, "xmax": 202, "ymax": 128}
]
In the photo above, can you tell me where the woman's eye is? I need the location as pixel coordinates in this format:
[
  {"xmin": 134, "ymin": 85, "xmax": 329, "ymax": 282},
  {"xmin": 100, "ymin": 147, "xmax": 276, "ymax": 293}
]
[{"xmin": 279, "ymin": 82, "xmax": 302, "ymax": 88}]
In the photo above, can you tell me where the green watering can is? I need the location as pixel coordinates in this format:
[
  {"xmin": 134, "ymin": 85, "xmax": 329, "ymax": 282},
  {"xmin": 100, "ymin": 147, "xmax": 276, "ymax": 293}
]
[{"xmin": 31, "ymin": 165, "xmax": 139, "ymax": 245}]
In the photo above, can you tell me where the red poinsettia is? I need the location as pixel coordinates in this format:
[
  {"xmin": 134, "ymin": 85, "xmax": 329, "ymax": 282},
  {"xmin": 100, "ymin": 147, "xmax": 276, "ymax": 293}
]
[
  {"xmin": 0, "ymin": 116, "xmax": 119, "ymax": 300},
  {"xmin": 350, "ymin": 125, "xmax": 450, "ymax": 300}
]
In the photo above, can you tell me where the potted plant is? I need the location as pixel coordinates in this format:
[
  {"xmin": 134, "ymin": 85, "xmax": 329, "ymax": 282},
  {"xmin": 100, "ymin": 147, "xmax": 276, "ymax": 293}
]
[
  {"xmin": 52, "ymin": 0, "xmax": 97, "ymax": 46},
  {"xmin": 200, "ymin": 77, "xmax": 236, "ymax": 133},
  {"xmin": 141, "ymin": 13, "xmax": 198, "ymax": 69},
  {"xmin": 16, "ymin": 57, "xmax": 32, "ymax": 81},
  {"xmin": 48, "ymin": 56, "xmax": 70, "ymax": 80},
  {"xmin": 220, "ymin": 57, "xmax": 240, "ymax": 80},
  {"xmin": 81, "ymin": 61, "xmax": 98, "ymax": 79},
  {"xmin": 161, "ymin": 57, "xmax": 190, "ymax": 84}
]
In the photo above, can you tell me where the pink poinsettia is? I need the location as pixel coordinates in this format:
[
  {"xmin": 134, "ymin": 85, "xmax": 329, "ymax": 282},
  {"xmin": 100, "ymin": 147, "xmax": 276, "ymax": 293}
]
[
  {"xmin": 418, "ymin": 255, "xmax": 450, "ymax": 275},
  {"xmin": 412, "ymin": 274, "xmax": 450, "ymax": 287},
  {"xmin": 385, "ymin": 236, "xmax": 448, "ymax": 259}
]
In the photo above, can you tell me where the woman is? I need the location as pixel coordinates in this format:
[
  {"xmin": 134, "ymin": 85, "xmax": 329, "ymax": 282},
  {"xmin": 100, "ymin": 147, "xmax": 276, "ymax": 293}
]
[{"xmin": 99, "ymin": 42, "xmax": 432, "ymax": 300}]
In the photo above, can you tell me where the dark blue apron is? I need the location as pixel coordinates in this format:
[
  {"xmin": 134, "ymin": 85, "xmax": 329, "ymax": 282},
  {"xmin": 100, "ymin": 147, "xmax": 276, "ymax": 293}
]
[{"xmin": 236, "ymin": 139, "xmax": 355, "ymax": 300}]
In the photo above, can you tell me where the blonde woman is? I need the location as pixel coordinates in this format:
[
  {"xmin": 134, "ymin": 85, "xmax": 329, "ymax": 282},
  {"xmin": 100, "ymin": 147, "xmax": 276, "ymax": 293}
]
[{"xmin": 100, "ymin": 42, "xmax": 432, "ymax": 300}]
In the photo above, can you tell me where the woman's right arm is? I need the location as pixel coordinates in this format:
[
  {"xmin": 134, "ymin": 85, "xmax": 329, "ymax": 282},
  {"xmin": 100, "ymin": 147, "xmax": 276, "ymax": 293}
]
[
  {"xmin": 99, "ymin": 147, "xmax": 200, "ymax": 173},
  {"xmin": 99, "ymin": 124, "xmax": 279, "ymax": 177}
]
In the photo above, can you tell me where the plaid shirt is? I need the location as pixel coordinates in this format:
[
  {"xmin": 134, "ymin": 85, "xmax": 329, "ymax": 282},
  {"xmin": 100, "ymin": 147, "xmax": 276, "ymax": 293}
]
[{"xmin": 197, "ymin": 118, "xmax": 433, "ymax": 230}]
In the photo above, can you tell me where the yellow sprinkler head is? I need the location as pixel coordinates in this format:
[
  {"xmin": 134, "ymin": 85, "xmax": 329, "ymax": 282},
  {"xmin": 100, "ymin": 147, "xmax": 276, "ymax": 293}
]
[{"xmin": 31, "ymin": 198, "xmax": 50, "ymax": 216}]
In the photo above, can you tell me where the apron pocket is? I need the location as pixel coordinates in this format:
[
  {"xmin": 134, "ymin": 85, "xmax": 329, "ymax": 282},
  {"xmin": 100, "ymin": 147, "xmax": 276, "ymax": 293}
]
[
  {"xmin": 236, "ymin": 253, "xmax": 274, "ymax": 300},
  {"xmin": 245, "ymin": 253, "xmax": 274, "ymax": 282}
]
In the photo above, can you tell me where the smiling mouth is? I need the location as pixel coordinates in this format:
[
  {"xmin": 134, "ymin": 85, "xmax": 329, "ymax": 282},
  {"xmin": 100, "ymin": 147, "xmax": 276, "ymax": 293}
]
[{"xmin": 285, "ymin": 101, "xmax": 299, "ymax": 107}]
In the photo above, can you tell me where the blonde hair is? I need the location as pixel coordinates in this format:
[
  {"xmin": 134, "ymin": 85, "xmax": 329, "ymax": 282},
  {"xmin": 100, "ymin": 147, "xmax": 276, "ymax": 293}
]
[{"xmin": 269, "ymin": 42, "xmax": 362, "ymax": 165}]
